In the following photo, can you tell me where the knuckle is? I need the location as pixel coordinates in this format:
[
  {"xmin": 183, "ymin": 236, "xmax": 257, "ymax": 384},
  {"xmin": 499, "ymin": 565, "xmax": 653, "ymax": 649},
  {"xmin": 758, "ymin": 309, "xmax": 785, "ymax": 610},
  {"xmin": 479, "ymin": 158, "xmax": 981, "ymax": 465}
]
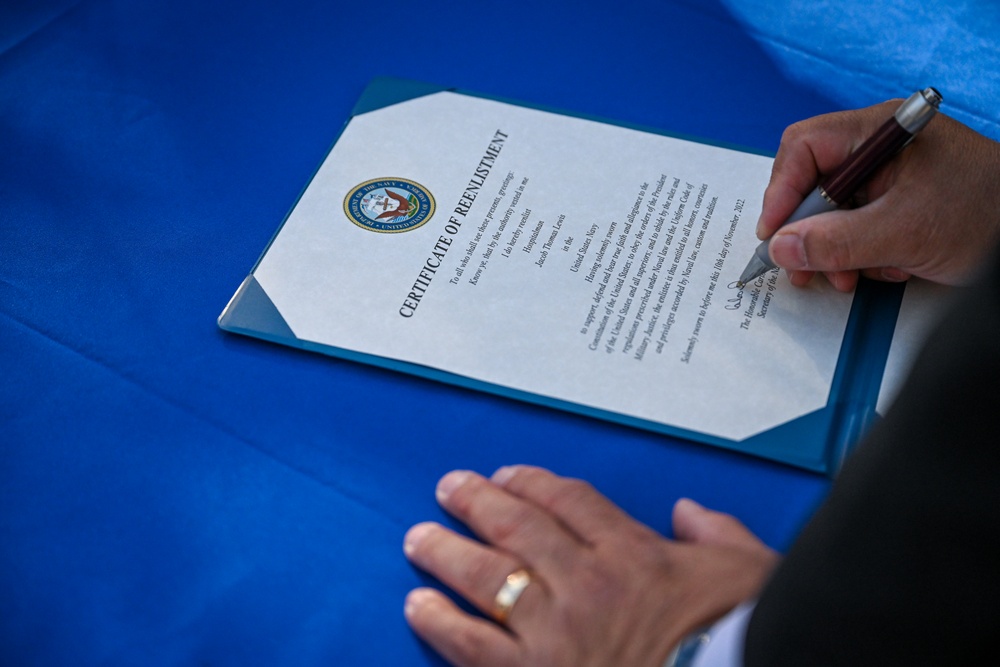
[
  {"xmin": 575, "ymin": 563, "xmax": 619, "ymax": 604},
  {"xmin": 571, "ymin": 548, "xmax": 648, "ymax": 604},
  {"xmin": 807, "ymin": 226, "xmax": 854, "ymax": 270},
  {"xmin": 443, "ymin": 475, "xmax": 485, "ymax": 517},
  {"xmin": 445, "ymin": 483, "xmax": 475, "ymax": 516},
  {"xmin": 462, "ymin": 553, "xmax": 501, "ymax": 590},
  {"xmin": 779, "ymin": 121, "xmax": 805, "ymax": 145},
  {"xmin": 487, "ymin": 502, "xmax": 536, "ymax": 546},
  {"xmin": 546, "ymin": 477, "xmax": 595, "ymax": 512},
  {"xmin": 448, "ymin": 623, "xmax": 495, "ymax": 665},
  {"xmin": 827, "ymin": 236, "xmax": 856, "ymax": 269}
]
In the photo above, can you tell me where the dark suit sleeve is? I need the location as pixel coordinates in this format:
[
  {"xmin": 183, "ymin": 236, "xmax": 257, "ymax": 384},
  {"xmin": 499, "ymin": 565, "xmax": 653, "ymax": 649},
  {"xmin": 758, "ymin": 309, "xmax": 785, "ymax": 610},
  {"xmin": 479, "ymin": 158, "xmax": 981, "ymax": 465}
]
[{"xmin": 744, "ymin": 256, "xmax": 1000, "ymax": 665}]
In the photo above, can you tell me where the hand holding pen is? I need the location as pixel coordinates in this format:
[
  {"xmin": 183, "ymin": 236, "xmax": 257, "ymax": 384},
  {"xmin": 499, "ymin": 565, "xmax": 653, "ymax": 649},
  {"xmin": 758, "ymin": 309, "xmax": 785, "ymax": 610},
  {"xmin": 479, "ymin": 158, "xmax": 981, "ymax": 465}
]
[{"xmin": 744, "ymin": 90, "xmax": 1000, "ymax": 291}]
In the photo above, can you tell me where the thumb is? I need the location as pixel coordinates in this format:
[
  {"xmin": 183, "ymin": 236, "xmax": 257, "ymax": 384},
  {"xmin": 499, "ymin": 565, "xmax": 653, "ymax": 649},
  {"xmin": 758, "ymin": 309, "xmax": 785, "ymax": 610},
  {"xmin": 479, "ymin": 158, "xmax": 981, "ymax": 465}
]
[
  {"xmin": 672, "ymin": 498, "xmax": 762, "ymax": 551},
  {"xmin": 767, "ymin": 199, "xmax": 914, "ymax": 275}
]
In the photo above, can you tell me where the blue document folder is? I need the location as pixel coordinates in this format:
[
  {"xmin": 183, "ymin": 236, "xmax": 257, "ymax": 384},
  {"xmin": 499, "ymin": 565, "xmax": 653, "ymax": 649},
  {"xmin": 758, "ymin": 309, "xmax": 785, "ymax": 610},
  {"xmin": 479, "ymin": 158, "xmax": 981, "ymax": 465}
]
[{"xmin": 219, "ymin": 77, "xmax": 906, "ymax": 475}]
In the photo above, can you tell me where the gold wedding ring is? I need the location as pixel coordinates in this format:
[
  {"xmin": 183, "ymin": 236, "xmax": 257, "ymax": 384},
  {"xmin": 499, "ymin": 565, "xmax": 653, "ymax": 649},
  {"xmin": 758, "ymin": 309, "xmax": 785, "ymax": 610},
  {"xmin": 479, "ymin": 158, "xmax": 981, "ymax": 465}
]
[{"xmin": 492, "ymin": 568, "xmax": 532, "ymax": 624}]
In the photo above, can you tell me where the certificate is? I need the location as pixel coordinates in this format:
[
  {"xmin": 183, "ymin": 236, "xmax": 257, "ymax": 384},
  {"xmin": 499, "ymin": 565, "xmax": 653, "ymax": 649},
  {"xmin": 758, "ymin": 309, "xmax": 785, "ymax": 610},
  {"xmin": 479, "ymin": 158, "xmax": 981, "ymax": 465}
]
[{"xmin": 220, "ymin": 78, "xmax": 912, "ymax": 473}]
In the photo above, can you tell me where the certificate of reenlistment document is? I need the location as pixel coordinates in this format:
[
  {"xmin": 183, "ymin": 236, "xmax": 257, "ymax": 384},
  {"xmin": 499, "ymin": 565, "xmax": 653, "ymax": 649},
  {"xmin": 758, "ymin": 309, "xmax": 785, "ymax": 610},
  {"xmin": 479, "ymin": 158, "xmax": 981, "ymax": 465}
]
[{"xmin": 220, "ymin": 78, "xmax": 916, "ymax": 473}]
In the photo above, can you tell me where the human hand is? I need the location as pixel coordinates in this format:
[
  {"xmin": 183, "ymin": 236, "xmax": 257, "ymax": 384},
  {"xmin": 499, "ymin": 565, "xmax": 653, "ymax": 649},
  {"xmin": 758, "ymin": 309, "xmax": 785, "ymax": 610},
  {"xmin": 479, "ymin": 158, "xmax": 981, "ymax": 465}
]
[
  {"xmin": 403, "ymin": 466, "xmax": 778, "ymax": 667},
  {"xmin": 758, "ymin": 100, "xmax": 1000, "ymax": 291}
]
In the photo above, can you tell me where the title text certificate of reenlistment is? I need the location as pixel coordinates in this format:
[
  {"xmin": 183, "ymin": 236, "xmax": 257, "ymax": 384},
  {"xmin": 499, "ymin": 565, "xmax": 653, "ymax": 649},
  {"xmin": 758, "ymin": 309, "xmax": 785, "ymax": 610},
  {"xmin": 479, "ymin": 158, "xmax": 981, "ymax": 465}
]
[{"xmin": 252, "ymin": 92, "xmax": 854, "ymax": 442}]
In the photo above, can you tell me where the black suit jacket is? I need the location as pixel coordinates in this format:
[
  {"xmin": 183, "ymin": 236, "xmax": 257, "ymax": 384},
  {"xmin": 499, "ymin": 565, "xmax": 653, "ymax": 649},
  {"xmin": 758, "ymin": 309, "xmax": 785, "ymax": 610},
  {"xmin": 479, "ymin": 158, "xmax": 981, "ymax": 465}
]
[{"xmin": 745, "ymin": 256, "xmax": 1000, "ymax": 665}]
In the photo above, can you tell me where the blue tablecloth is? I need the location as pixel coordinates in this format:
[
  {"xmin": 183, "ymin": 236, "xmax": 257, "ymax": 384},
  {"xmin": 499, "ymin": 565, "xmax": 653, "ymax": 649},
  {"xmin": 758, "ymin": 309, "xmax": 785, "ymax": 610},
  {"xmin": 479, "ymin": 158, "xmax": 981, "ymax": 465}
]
[{"xmin": 2, "ymin": 1, "xmax": 997, "ymax": 664}]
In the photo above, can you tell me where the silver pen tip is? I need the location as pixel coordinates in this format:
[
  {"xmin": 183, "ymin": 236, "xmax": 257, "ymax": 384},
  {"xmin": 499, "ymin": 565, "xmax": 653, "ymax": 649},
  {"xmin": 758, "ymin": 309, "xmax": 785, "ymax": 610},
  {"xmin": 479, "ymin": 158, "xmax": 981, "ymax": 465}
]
[{"xmin": 737, "ymin": 255, "xmax": 771, "ymax": 288}]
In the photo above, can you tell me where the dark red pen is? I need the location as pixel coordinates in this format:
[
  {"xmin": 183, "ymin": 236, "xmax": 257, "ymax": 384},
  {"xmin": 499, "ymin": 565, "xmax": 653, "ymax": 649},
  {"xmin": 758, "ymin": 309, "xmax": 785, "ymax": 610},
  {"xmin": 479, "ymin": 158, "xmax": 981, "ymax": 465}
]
[{"xmin": 736, "ymin": 87, "xmax": 943, "ymax": 287}]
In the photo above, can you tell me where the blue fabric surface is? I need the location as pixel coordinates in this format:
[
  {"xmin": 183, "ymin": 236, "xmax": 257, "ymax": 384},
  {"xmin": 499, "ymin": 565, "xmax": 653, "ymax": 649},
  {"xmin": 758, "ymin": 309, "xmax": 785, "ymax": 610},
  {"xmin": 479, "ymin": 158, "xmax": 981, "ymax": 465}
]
[
  {"xmin": 722, "ymin": 0, "xmax": 1000, "ymax": 139},
  {"xmin": 1, "ymin": 1, "xmax": 995, "ymax": 665}
]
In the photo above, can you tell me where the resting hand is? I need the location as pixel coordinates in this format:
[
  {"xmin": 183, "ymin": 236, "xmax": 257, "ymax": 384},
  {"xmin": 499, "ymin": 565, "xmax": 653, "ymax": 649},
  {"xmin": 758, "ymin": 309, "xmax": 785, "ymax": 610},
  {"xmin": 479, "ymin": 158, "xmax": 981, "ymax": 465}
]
[
  {"xmin": 403, "ymin": 465, "xmax": 777, "ymax": 667},
  {"xmin": 758, "ymin": 101, "xmax": 1000, "ymax": 291}
]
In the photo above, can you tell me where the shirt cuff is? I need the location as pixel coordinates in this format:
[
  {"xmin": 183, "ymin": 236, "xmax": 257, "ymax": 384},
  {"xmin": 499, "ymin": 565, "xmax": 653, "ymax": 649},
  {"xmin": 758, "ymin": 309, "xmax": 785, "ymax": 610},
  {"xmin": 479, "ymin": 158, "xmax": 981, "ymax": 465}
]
[{"xmin": 689, "ymin": 601, "xmax": 756, "ymax": 667}]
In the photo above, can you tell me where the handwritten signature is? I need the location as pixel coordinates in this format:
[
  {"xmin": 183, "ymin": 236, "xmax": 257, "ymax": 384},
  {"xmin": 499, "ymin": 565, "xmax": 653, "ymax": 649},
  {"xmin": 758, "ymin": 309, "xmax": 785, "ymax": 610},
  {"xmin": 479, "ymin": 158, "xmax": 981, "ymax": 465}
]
[{"xmin": 725, "ymin": 281, "xmax": 744, "ymax": 310}]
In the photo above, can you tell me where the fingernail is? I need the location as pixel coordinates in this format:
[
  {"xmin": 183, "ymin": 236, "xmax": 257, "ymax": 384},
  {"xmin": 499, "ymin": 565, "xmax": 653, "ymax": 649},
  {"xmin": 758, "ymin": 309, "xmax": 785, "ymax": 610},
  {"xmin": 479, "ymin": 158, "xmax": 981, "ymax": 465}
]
[
  {"xmin": 755, "ymin": 214, "xmax": 765, "ymax": 238},
  {"xmin": 404, "ymin": 588, "xmax": 435, "ymax": 618},
  {"xmin": 769, "ymin": 232, "xmax": 807, "ymax": 269},
  {"xmin": 403, "ymin": 522, "xmax": 435, "ymax": 557},
  {"xmin": 490, "ymin": 465, "xmax": 518, "ymax": 486},
  {"xmin": 436, "ymin": 470, "xmax": 471, "ymax": 503}
]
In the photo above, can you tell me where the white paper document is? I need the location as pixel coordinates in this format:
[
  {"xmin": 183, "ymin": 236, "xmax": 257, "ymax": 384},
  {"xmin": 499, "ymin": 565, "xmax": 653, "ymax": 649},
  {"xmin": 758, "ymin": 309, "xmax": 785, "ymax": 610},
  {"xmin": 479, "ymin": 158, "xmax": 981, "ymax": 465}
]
[{"xmin": 241, "ymin": 89, "xmax": 858, "ymax": 443}]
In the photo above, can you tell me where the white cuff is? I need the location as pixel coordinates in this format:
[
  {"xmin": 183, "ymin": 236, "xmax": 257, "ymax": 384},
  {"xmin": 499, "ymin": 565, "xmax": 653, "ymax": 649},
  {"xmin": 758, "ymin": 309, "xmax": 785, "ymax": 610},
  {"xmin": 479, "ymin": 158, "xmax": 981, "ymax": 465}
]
[{"xmin": 689, "ymin": 601, "xmax": 755, "ymax": 667}]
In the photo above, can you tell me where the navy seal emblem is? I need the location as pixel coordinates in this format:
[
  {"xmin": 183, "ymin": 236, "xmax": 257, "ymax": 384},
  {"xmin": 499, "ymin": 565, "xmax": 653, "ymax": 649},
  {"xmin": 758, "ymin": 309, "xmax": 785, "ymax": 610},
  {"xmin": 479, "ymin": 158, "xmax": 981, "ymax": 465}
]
[{"xmin": 343, "ymin": 178, "xmax": 435, "ymax": 233}]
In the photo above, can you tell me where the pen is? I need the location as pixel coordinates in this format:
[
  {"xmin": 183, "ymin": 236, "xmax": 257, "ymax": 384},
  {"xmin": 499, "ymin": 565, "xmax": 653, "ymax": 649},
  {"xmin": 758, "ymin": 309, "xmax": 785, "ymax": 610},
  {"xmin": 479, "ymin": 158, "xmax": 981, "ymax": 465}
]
[{"xmin": 736, "ymin": 87, "xmax": 943, "ymax": 288}]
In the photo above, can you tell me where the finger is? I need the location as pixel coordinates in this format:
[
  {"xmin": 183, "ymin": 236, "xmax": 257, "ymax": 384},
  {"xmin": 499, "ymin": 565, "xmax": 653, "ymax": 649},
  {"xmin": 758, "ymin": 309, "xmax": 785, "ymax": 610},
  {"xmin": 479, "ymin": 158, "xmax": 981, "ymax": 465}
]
[
  {"xmin": 786, "ymin": 266, "xmax": 857, "ymax": 292},
  {"xmin": 861, "ymin": 266, "xmax": 912, "ymax": 283},
  {"xmin": 758, "ymin": 116, "xmax": 865, "ymax": 238},
  {"xmin": 435, "ymin": 470, "xmax": 586, "ymax": 572},
  {"xmin": 823, "ymin": 269, "xmax": 860, "ymax": 293},
  {"xmin": 768, "ymin": 200, "xmax": 916, "ymax": 275},
  {"xmin": 757, "ymin": 173, "xmax": 817, "ymax": 240},
  {"xmin": 757, "ymin": 103, "xmax": 895, "ymax": 240},
  {"xmin": 489, "ymin": 465, "xmax": 649, "ymax": 545},
  {"xmin": 671, "ymin": 498, "xmax": 768, "ymax": 552},
  {"xmin": 787, "ymin": 269, "xmax": 816, "ymax": 287},
  {"xmin": 404, "ymin": 522, "xmax": 545, "ymax": 628},
  {"xmin": 405, "ymin": 588, "xmax": 522, "ymax": 667}
]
